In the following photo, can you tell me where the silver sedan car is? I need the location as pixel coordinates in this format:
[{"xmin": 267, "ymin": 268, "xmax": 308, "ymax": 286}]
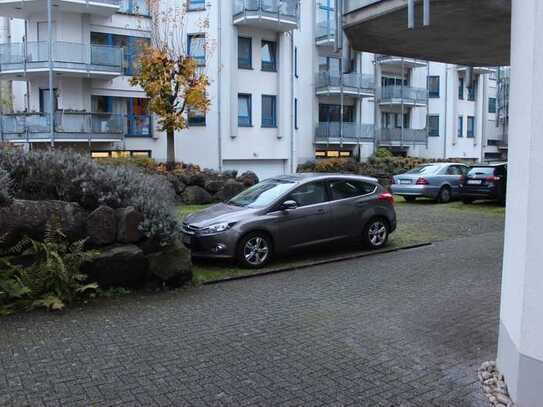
[
  {"xmin": 182, "ymin": 173, "xmax": 397, "ymax": 268},
  {"xmin": 390, "ymin": 163, "xmax": 469, "ymax": 203}
]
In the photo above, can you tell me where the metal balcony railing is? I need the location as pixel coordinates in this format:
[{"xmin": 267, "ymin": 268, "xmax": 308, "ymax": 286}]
[
  {"xmin": 316, "ymin": 72, "xmax": 375, "ymax": 94},
  {"xmin": 315, "ymin": 6, "xmax": 335, "ymax": 43},
  {"xmin": 0, "ymin": 42, "xmax": 123, "ymax": 74},
  {"xmin": 126, "ymin": 115, "xmax": 153, "ymax": 137},
  {"xmin": 0, "ymin": 112, "xmax": 127, "ymax": 141},
  {"xmin": 233, "ymin": 0, "xmax": 299, "ymax": 23},
  {"xmin": 315, "ymin": 122, "xmax": 375, "ymax": 143},
  {"xmin": 378, "ymin": 85, "xmax": 428, "ymax": 104},
  {"xmin": 377, "ymin": 128, "xmax": 428, "ymax": 145}
]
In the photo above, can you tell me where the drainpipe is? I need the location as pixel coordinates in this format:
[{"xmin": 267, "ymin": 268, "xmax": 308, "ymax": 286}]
[
  {"xmin": 217, "ymin": 0, "xmax": 222, "ymax": 171},
  {"xmin": 443, "ymin": 64, "xmax": 448, "ymax": 158},
  {"xmin": 47, "ymin": 0, "xmax": 55, "ymax": 147},
  {"xmin": 290, "ymin": 32, "xmax": 295, "ymax": 173},
  {"xmin": 480, "ymin": 74, "xmax": 487, "ymax": 162}
]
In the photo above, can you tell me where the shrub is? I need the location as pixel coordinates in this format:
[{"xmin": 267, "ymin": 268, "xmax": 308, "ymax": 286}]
[
  {"xmin": 0, "ymin": 227, "xmax": 97, "ymax": 315},
  {"xmin": 0, "ymin": 147, "xmax": 180, "ymax": 242},
  {"xmin": 96, "ymin": 156, "xmax": 158, "ymax": 172},
  {"xmin": 374, "ymin": 147, "xmax": 393, "ymax": 158},
  {"xmin": 0, "ymin": 168, "xmax": 12, "ymax": 207}
]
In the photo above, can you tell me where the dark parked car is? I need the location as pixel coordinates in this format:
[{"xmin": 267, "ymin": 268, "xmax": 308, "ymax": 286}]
[
  {"xmin": 182, "ymin": 173, "xmax": 397, "ymax": 268},
  {"xmin": 390, "ymin": 163, "xmax": 469, "ymax": 203},
  {"xmin": 460, "ymin": 163, "xmax": 507, "ymax": 205}
]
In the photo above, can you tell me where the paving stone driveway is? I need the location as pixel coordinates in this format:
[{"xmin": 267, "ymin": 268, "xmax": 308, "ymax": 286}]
[{"xmin": 0, "ymin": 208, "xmax": 503, "ymax": 407}]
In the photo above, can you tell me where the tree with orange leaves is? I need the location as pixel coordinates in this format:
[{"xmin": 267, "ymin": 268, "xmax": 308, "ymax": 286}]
[{"xmin": 130, "ymin": 2, "xmax": 210, "ymax": 164}]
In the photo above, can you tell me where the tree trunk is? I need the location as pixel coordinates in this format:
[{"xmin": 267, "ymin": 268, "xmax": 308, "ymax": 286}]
[{"xmin": 166, "ymin": 127, "xmax": 175, "ymax": 165}]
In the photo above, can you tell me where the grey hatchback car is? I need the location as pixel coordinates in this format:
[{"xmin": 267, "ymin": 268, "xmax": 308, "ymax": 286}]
[
  {"xmin": 182, "ymin": 173, "xmax": 397, "ymax": 268},
  {"xmin": 390, "ymin": 163, "xmax": 469, "ymax": 203}
]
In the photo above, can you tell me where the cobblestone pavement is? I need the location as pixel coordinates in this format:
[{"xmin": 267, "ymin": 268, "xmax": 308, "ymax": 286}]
[{"xmin": 0, "ymin": 220, "xmax": 503, "ymax": 406}]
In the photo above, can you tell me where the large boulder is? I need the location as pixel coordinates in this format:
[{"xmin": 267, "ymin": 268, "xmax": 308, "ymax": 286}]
[
  {"xmin": 146, "ymin": 239, "xmax": 192, "ymax": 286},
  {"xmin": 236, "ymin": 171, "xmax": 259, "ymax": 187},
  {"xmin": 215, "ymin": 179, "xmax": 245, "ymax": 201},
  {"xmin": 116, "ymin": 207, "xmax": 144, "ymax": 243},
  {"xmin": 0, "ymin": 199, "xmax": 87, "ymax": 248},
  {"xmin": 188, "ymin": 172, "xmax": 207, "ymax": 188},
  {"xmin": 87, "ymin": 205, "xmax": 117, "ymax": 246},
  {"xmin": 82, "ymin": 244, "xmax": 148, "ymax": 288},
  {"xmin": 204, "ymin": 179, "xmax": 226, "ymax": 194},
  {"xmin": 182, "ymin": 185, "xmax": 213, "ymax": 204},
  {"xmin": 166, "ymin": 173, "xmax": 186, "ymax": 195}
]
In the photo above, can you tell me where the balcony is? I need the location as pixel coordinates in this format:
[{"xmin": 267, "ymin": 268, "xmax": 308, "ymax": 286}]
[
  {"xmin": 233, "ymin": 0, "xmax": 299, "ymax": 32},
  {"xmin": 376, "ymin": 54, "xmax": 427, "ymax": 69},
  {"xmin": 0, "ymin": 112, "xmax": 124, "ymax": 143},
  {"xmin": 377, "ymin": 128, "xmax": 427, "ymax": 146},
  {"xmin": 378, "ymin": 85, "xmax": 428, "ymax": 106},
  {"xmin": 316, "ymin": 72, "xmax": 375, "ymax": 97},
  {"xmin": 315, "ymin": 5, "xmax": 335, "ymax": 46},
  {"xmin": 0, "ymin": 42, "xmax": 123, "ymax": 80},
  {"xmin": 0, "ymin": 0, "xmax": 119, "ymax": 18},
  {"xmin": 315, "ymin": 122, "xmax": 374, "ymax": 144},
  {"xmin": 126, "ymin": 115, "xmax": 153, "ymax": 137}
]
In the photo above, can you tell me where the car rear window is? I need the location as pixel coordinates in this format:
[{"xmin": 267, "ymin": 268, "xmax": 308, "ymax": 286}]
[
  {"xmin": 467, "ymin": 167, "xmax": 495, "ymax": 177},
  {"xmin": 405, "ymin": 165, "xmax": 440, "ymax": 175}
]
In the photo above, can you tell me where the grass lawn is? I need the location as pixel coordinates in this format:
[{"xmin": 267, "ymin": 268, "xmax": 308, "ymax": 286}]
[{"xmin": 394, "ymin": 198, "xmax": 506, "ymax": 216}]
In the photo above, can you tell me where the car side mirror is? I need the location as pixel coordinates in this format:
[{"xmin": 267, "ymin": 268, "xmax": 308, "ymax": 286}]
[{"xmin": 281, "ymin": 200, "xmax": 298, "ymax": 211}]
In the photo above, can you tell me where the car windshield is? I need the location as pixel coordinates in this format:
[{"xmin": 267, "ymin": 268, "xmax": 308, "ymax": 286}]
[
  {"xmin": 468, "ymin": 167, "xmax": 495, "ymax": 176},
  {"xmin": 405, "ymin": 165, "xmax": 440, "ymax": 175},
  {"xmin": 228, "ymin": 179, "xmax": 295, "ymax": 208}
]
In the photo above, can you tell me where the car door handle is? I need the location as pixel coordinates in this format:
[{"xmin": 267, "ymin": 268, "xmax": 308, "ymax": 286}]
[
  {"xmin": 316, "ymin": 208, "xmax": 325, "ymax": 214},
  {"xmin": 355, "ymin": 201, "xmax": 365, "ymax": 207}
]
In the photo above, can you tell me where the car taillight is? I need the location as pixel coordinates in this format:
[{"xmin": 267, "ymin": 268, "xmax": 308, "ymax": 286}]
[
  {"xmin": 486, "ymin": 176, "xmax": 501, "ymax": 182},
  {"xmin": 416, "ymin": 177, "xmax": 429, "ymax": 185},
  {"xmin": 459, "ymin": 175, "xmax": 465, "ymax": 183},
  {"xmin": 378, "ymin": 192, "xmax": 394, "ymax": 204}
]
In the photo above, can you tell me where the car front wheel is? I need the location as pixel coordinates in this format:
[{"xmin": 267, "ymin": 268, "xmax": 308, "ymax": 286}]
[
  {"xmin": 237, "ymin": 232, "xmax": 273, "ymax": 269},
  {"xmin": 362, "ymin": 218, "xmax": 389, "ymax": 250}
]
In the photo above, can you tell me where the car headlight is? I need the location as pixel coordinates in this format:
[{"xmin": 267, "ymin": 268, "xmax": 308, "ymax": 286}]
[{"xmin": 199, "ymin": 222, "xmax": 235, "ymax": 236}]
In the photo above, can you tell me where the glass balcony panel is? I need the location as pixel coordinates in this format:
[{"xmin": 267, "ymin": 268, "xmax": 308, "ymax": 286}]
[{"xmin": 126, "ymin": 115, "xmax": 152, "ymax": 137}]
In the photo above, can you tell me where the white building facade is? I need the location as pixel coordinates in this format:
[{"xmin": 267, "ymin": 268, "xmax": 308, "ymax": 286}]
[{"xmin": 0, "ymin": 0, "xmax": 507, "ymax": 179}]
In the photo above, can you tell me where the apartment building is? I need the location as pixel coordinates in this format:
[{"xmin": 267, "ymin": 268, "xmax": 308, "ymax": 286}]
[{"xmin": 0, "ymin": 0, "xmax": 507, "ymax": 179}]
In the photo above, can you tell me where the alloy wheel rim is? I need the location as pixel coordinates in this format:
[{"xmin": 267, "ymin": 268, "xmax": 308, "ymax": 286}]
[
  {"xmin": 244, "ymin": 236, "xmax": 269, "ymax": 265},
  {"xmin": 368, "ymin": 222, "xmax": 387, "ymax": 246},
  {"xmin": 442, "ymin": 189, "xmax": 450, "ymax": 201}
]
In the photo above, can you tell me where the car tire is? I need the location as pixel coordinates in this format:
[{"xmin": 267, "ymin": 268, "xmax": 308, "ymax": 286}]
[
  {"xmin": 436, "ymin": 186, "xmax": 452, "ymax": 204},
  {"xmin": 237, "ymin": 232, "xmax": 273, "ymax": 269},
  {"xmin": 404, "ymin": 196, "xmax": 416, "ymax": 203},
  {"xmin": 462, "ymin": 198, "xmax": 474, "ymax": 204},
  {"xmin": 362, "ymin": 217, "xmax": 389, "ymax": 250}
]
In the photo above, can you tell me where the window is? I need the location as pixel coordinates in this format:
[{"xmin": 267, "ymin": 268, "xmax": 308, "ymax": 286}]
[
  {"xmin": 381, "ymin": 76, "xmax": 408, "ymax": 87},
  {"xmin": 91, "ymin": 32, "xmax": 149, "ymax": 75},
  {"xmin": 261, "ymin": 40, "xmax": 276, "ymax": 72},
  {"xmin": 319, "ymin": 104, "xmax": 354, "ymax": 123},
  {"xmin": 119, "ymin": 0, "xmax": 149, "ymax": 16},
  {"xmin": 458, "ymin": 77, "xmax": 464, "ymax": 100},
  {"xmin": 261, "ymin": 95, "xmax": 277, "ymax": 128},
  {"xmin": 187, "ymin": 0, "xmax": 205, "ymax": 10},
  {"xmin": 458, "ymin": 116, "xmax": 464, "ymax": 137},
  {"xmin": 229, "ymin": 179, "xmax": 295, "ymax": 208},
  {"xmin": 489, "ymin": 97, "xmax": 497, "ymax": 113},
  {"xmin": 294, "ymin": 47, "xmax": 298, "ymax": 78},
  {"xmin": 428, "ymin": 115, "xmax": 440, "ymax": 137},
  {"xmin": 316, "ymin": 150, "xmax": 352, "ymax": 159},
  {"xmin": 238, "ymin": 37, "xmax": 252, "ymax": 69},
  {"xmin": 328, "ymin": 180, "xmax": 376, "ymax": 200},
  {"xmin": 188, "ymin": 34, "xmax": 205, "ymax": 66},
  {"xmin": 288, "ymin": 182, "xmax": 328, "ymax": 207},
  {"xmin": 468, "ymin": 84, "xmax": 476, "ymax": 101},
  {"xmin": 427, "ymin": 76, "xmax": 440, "ymax": 98},
  {"xmin": 294, "ymin": 98, "xmax": 298, "ymax": 130},
  {"xmin": 467, "ymin": 116, "xmax": 475, "ymax": 138},
  {"xmin": 91, "ymin": 150, "xmax": 151, "ymax": 158},
  {"xmin": 445, "ymin": 165, "xmax": 463, "ymax": 175},
  {"xmin": 188, "ymin": 109, "xmax": 206, "ymax": 126},
  {"xmin": 238, "ymin": 94, "xmax": 252, "ymax": 127}
]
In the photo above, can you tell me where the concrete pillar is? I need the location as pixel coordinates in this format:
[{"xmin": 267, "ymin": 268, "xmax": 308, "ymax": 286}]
[
  {"xmin": 497, "ymin": 1, "xmax": 543, "ymax": 406},
  {"xmin": 278, "ymin": 32, "xmax": 292, "ymax": 170}
]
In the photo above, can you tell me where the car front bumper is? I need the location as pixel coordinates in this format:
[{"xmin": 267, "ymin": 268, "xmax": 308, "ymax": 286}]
[
  {"xmin": 390, "ymin": 184, "xmax": 440, "ymax": 199},
  {"xmin": 181, "ymin": 230, "xmax": 241, "ymax": 259}
]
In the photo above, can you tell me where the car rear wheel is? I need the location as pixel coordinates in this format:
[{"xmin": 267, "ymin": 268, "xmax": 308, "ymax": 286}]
[
  {"xmin": 362, "ymin": 218, "xmax": 389, "ymax": 250},
  {"xmin": 436, "ymin": 186, "xmax": 452, "ymax": 203},
  {"xmin": 237, "ymin": 232, "xmax": 273, "ymax": 269},
  {"xmin": 404, "ymin": 196, "xmax": 416, "ymax": 203}
]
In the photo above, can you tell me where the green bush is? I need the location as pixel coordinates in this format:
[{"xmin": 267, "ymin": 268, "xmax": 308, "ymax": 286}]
[
  {"xmin": 374, "ymin": 147, "xmax": 393, "ymax": 158},
  {"xmin": 0, "ymin": 168, "xmax": 12, "ymax": 207},
  {"xmin": 0, "ymin": 227, "xmax": 97, "ymax": 315},
  {"xmin": 96, "ymin": 156, "xmax": 158, "ymax": 172},
  {"xmin": 0, "ymin": 147, "xmax": 180, "ymax": 242}
]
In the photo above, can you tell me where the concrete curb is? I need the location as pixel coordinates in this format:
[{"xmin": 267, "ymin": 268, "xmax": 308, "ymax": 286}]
[{"xmin": 203, "ymin": 241, "xmax": 432, "ymax": 285}]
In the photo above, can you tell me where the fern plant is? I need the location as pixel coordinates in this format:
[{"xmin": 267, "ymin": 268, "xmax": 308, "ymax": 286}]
[{"xmin": 0, "ymin": 222, "xmax": 98, "ymax": 315}]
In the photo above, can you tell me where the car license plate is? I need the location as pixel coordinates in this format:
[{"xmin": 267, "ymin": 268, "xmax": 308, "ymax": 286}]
[
  {"xmin": 182, "ymin": 234, "xmax": 191, "ymax": 245},
  {"xmin": 467, "ymin": 179, "xmax": 482, "ymax": 185},
  {"xmin": 399, "ymin": 179, "xmax": 411, "ymax": 184}
]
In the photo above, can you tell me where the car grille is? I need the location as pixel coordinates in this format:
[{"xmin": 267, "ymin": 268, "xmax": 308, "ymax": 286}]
[{"xmin": 181, "ymin": 222, "xmax": 201, "ymax": 235}]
